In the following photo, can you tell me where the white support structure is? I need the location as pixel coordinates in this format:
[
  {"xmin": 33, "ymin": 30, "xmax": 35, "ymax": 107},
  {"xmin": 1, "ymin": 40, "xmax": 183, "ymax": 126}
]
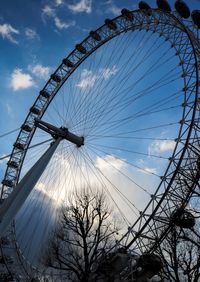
[{"xmin": 0, "ymin": 138, "xmax": 61, "ymax": 237}]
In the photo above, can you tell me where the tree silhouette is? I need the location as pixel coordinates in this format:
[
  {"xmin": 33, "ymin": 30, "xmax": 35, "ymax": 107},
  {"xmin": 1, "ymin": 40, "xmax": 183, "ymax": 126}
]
[
  {"xmin": 45, "ymin": 187, "xmax": 120, "ymax": 282},
  {"xmin": 157, "ymin": 215, "xmax": 200, "ymax": 281}
]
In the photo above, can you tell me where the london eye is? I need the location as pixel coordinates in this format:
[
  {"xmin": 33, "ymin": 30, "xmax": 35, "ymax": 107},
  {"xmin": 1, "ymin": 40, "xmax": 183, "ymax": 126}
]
[{"xmin": 0, "ymin": 0, "xmax": 199, "ymax": 280}]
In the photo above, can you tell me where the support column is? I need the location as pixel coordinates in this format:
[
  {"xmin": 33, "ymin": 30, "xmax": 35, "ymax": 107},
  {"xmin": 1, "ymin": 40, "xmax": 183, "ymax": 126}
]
[{"xmin": 0, "ymin": 138, "xmax": 61, "ymax": 237}]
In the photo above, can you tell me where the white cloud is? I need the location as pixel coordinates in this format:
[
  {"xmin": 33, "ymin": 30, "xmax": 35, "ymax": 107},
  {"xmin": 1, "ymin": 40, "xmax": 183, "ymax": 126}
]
[
  {"xmin": 42, "ymin": 5, "xmax": 75, "ymax": 31},
  {"xmin": 42, "ymin": 5, "xmax": 56, "ymax": 17},
  {"xmin": 107, "ymin": 5, "xmax": 121, "ymax": 16},
  {"xmin": 105, "ymin": 0, "xmax": 121, "ymax": 16},
  {"xmin": 149, "ymin": 140, "xmax": 176, "ymax": 154},
  {"xmin": 76, "ymin": 69, "xmax": 97, "ymax": 90},
  {"xmin": 5, "ymin": 103, "xmax": 14, "ymax": 118},
  {"xmin": 96, "ymin": 155, "xmax": 127, "ymax": 173},
  {"xmin": 68, "ymin": 0, "xmax": 92, "ymax": 14},
  {"xmin": 10, "ymin": 69, "xmax": 35, "ymax": 91},
  {"xmin": 0, "ymin": 23, "xmax": 19, "ymax": 44},
  {"xmin": 142, "ymin": 167, "xmax": 157, "ymax": 175},
  {"xmin": 55, "ymin": 0, "xmax": 64, "ymax": 6},
  {"xmin": 76, "ymin": 66, "xmax": 117, "ymax": 90},
  {"xmin": 29, "ymin": 64, "xmax": 51, "ymax": 80},
  {"xmin": 54, "ymin": 17, "xmax": 75, "ymax": 30},
  {"xmin": 25, "ymin": 28, "xmax": 39, "ymax": 40},
  {"xmin": 101, "ymin": 66, "xmax": 118, "ymax": 80}
]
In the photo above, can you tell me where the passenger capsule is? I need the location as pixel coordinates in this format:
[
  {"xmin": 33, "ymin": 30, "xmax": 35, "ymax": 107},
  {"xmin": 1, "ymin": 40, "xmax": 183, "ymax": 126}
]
[
  {"xmin": 13, "ymin": 142, "xmax": 25, "ymax": 150},
  {"xmin": 172, "ymin": 209, "xmax": 195, "ymax": 228},
  {"xmin": 62, "ymin": 58, "xmax": 74, "ymax": 68},
  {"xmin": 1, "ymin": 236, "xmax": 10, "ymax": 245},
  {"xmin": 2, "ymin": 179, "xmax": 14, "ymax": 187},
  {"xmin": 175, "ymin": 0, "xmax": 190, "ymax": 19},
  {"xmin": 30, "ymin": 106, "xmax": 41, "ymax": 115},
  {"xmin": 90, "ymin": 31, "xmax": 101, "ymax": 41},
  {"xmin": 192, "ymin": 10, "xmax": 200, "ymax": 29},
  {"xmin": 157, "ymin": 0, "xmax": 171, "ymax": 13},
  {"xmin": 105, "ymin": 19, "xmax": 117, "ymax": 30},
  {"xmin": 50, "ymin": 74, "xmax": 61, "ymax": 83},
  {"xmin": 7, "ymin": 160, "xmax": 18, "ymax": 169},
  {"xmin": 121, "ymin": 8, "xmax": 134, "ymax": 21},
  {"xmin": 139, "ymin": 1, "xmax": 152, "ymax": 15},
  {"xmin": 137, "ymin": 254, "xmax": 163, "ymax": 276},
  {"xmin": 21, "ymin": 123, "xmax": 32, "ymax": 132},
  {"xmin": 40, "ymin": 90, "xmax": 50, "ymax": 99},
  {"xmin": 76, "ymin": 44, "xmax": 87, "ymax": 54}
]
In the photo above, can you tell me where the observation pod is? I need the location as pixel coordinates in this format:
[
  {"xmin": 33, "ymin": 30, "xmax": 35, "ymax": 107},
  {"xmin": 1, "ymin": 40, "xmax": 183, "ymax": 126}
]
[
  {"xmin": 76, "ymin": 44, "xmax": 87, "ymax": 54},
  {"xmin": 1, "ymin": 236, "xmax": 10, "ymax": 245},
  {"xmin": 50, "ymin": 74, "xmax": 61, "ymax": 83},
  {"xmin": 40, "ymin": 90, "xmax": 50, "ymax": 99},
  {"xmin": 96, "ymin": 248, "xmax": 130, "ymax": 277},
  {"xmin": 175, "ymin": 0, "xmax": 190, "ymax": 19},
  {"xmin": 172, "ymin": 209, "xmax": 195, "ymax": 228},
  {"xmin": 121, "ymin": 8, "xmax": 134, "ymax": 20},
  {"xmin": 21, "ymin": 123, "xmax": 32, "ymax": 132},
  {"xmin": 105, "ymin": 19, "xmax": 117, "ymax": 30},
  {"xmin": 62, "ymin": 58, "xmax": 74, "ymax": 68},
  {"xmin": 136, "ymin": 254, "xmax": 163, "ymax": 278},
  {"xmin": 139, "ymin": 1, "xmax": 152, "ymax": 16},
  {"xmin": 1, "ymin": 179, "xmax": 14, "ymax": 188},
  {"xmin": 7, "ymin": 161, "xmax": 18, "ymax": 169},
  {"xmin": 157, "ymin": 0, "xmax": 171, "ymax": 13},
  {"xmin": 13, "ymin": 142, "xmax": 25, "ymax": 150},
  {"xmin": 192, "ymin": 10, "xmax": 200, "ymax": 29},
  {"xmin": 90, "ymin": 31, "xmax": 101, "ymax": 41},
  {"xmin": 30, "ymin": 106, "xmax": 41, "ymax": 116}
]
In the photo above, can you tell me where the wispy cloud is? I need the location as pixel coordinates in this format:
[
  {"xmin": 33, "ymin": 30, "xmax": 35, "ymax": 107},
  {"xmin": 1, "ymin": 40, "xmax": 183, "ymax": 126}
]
[
  {"xmin": 42, "ymin": 5, "xmax": 56, "ymax": 17},
  {"xmin": 96, "ymin": 155, "xmax": 127, "ymax": 173},
  {"xmin": 68, "ymin": 0, "xmax": 92, "ymax": 14},
  {"xmin": 0, "ymin": 23, "xmax": 19, "ymax": 44},
  {"xmin": 10, "ymin": 69, "xmax": 35, "ymax": 91},
  {"xmin": 25, "ymin": 28, "xmax": 40, "ymax": 40},
  {"xmin": 5, "ymin": 102, "xmax": 14, "ymax": 118},
  {"xmin": 149, "ymin": 140, "xmax": 176, "ymax": 154},
  {"xmin": 54, "ymin": 17, "xmax": 75, "ymax": 30},
  {"xmin": 101, "ymin": 66, "xmax": 118, "ymax": 80},
  {"xmin": 42, "ymin": 4, "xmax": 76, "ymax": 30},
  {"xmin": 103, "ymin": 0, "xmax": 121, "ymax": 16},
  {"xmin": 55, "ymin": 0, "xmax": 64, "ymax": 6},
  {"xmin": 76, "ymin": 69, "xmax": 97, "ymax": 90},
  {"xmin": 28, "ymin": 64, "xmax": 52, "ymax": 80},
  {"xmin": 76, "ymin": 66, "xmax": 118, "ymax": 90},
  {"xmin": 141, "ymin": 167, "xmax": 157, "ymax": 175}
]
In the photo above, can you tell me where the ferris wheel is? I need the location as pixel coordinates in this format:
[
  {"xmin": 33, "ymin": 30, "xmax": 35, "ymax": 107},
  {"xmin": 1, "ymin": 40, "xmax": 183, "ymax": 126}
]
[{"xmin": 0, "ymin": 0, "xmax": 199, "ymax": 281}]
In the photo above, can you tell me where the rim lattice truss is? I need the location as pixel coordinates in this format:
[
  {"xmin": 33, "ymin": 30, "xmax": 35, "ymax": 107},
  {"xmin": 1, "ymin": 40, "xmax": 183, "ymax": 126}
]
[{"xmin": 0, "ymin": 7, "xmax": 199, "ymax": 281}]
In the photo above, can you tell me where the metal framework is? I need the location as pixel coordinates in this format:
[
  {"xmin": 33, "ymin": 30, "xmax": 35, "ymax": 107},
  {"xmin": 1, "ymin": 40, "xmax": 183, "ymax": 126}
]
[{"xmin": 0, "ymin": 6, "xmax": 199, "ymax": 281}]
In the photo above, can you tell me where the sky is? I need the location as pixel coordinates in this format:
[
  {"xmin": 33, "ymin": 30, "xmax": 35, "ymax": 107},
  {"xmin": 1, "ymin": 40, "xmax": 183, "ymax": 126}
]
[
  {"xmin": 0, "ymin": 0, "xmax": 199, "ymax": 275},
  {"xmin": 0, "ymin": 0, "xmax": 199, "ymax": 177}
]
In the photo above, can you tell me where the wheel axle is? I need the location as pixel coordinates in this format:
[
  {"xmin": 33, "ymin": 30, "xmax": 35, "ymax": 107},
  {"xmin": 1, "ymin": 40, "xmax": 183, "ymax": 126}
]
[{"xmin": 35, "ymin": 119, "xmax": 84, "ymax": 147}]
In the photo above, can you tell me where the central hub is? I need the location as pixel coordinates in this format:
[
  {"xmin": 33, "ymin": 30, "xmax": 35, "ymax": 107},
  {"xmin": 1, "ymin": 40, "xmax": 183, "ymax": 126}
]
[
  {"xmin": 60, "ymin": 127, "xmax": 84, "ymax": 147},
  {"xmin": 35, "ymin": 119, "xmax": 84, "ymax": 147}
]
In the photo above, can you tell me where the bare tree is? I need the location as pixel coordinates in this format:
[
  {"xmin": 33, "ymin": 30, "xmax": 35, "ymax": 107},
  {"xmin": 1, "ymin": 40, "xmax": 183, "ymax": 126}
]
[
  {"xmin": 45, "ymin": 187, "xmax": 120, "ymax": 282},
  {"xmin": 157, "ymin": 221, "xmax": 200, "ymax": 281}
]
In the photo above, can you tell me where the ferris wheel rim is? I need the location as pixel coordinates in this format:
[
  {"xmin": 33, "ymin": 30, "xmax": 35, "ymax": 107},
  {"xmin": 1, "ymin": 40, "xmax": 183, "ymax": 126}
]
[{"xmin": 1, "ymin": 7, "xmax": 199, "ymax": 279}]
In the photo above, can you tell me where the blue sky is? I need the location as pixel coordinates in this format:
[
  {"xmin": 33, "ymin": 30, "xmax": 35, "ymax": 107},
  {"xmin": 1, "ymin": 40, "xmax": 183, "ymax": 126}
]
[
  {"xmin": 0, "ymin": 0, "xmax": 199, "ymax": 209},
  {"xmin": 0, "ymin": 0, "xmax": 138, "ymax": 156},
  {"xmin": 0, "ymin": 0, "xmax": 199, "ymax": 164}
]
